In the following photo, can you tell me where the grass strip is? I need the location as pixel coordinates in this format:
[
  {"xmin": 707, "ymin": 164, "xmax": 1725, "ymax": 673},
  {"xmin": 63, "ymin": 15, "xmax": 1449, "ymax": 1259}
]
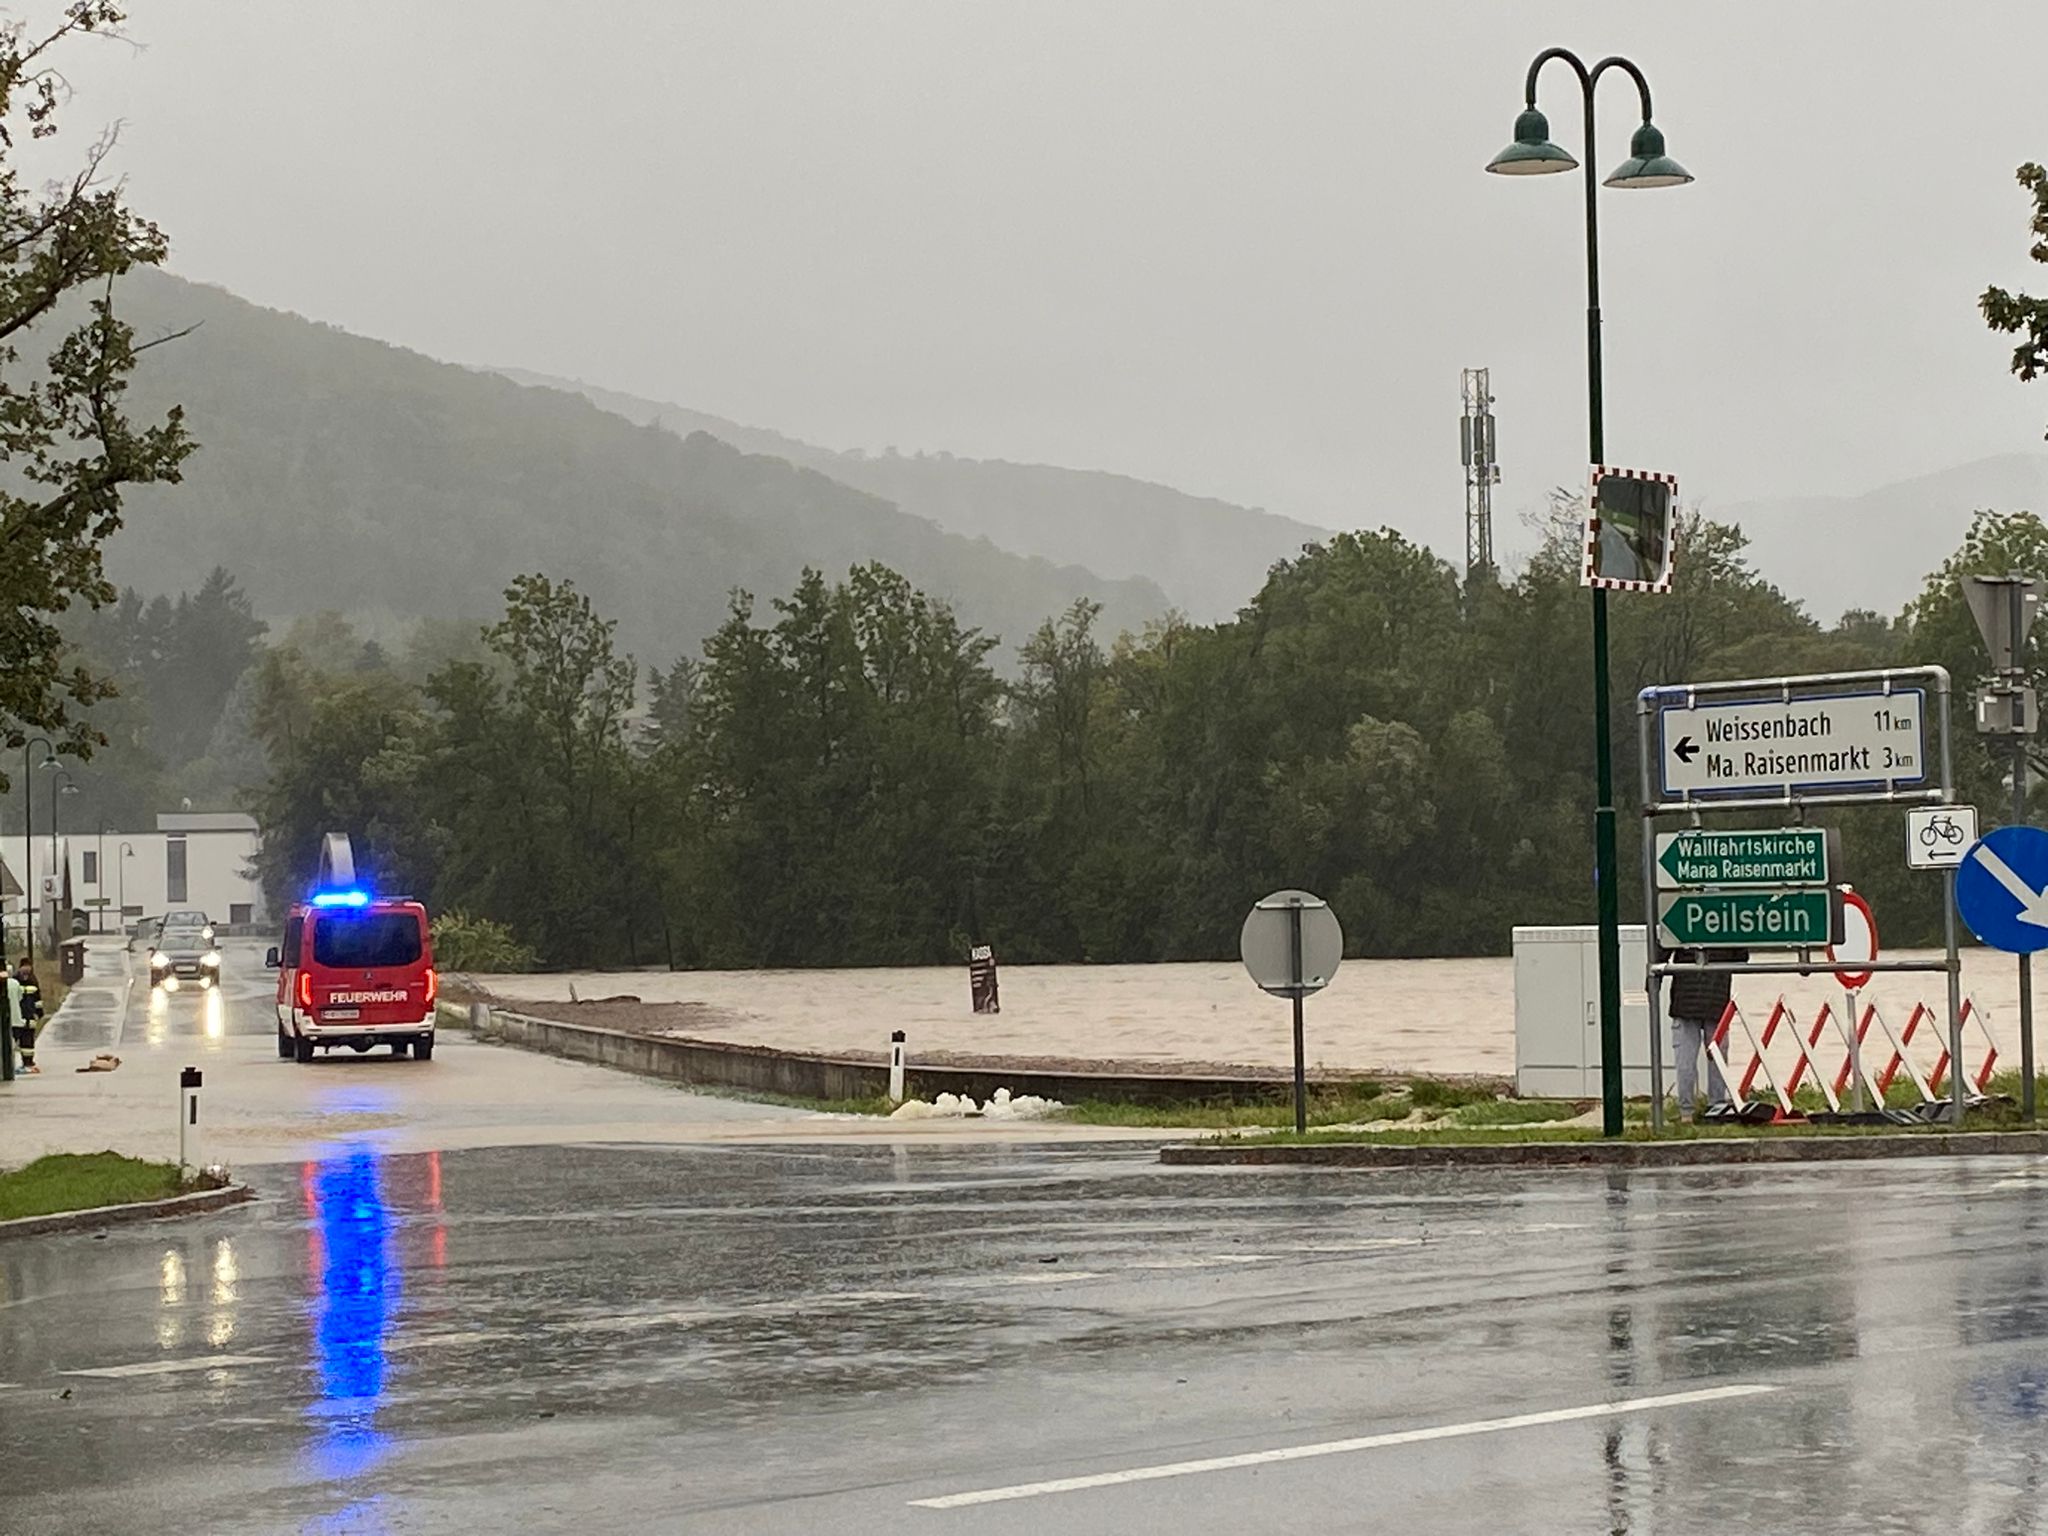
[{"xmin": 0, "ymin": 1152, "xmax": 190, "ymax": 1223}]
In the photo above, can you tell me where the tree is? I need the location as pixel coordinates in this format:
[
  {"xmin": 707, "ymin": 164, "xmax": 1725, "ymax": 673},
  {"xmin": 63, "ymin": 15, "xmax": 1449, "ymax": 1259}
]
[
  {"xmin": 1982, "ymin": 162, "xmax": 2048, "ymax": 439},
  {"xmin": 424, "ymin": 575, "xmax": 640, "ymax": 967},
  {"xmin": 0, "ymin": 4, "xmax": 195, "ymax": 782}
]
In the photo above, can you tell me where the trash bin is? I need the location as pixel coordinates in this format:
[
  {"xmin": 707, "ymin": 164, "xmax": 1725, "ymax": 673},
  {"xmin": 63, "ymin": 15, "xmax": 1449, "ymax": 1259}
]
[{"xmin": 59, "ymin": 937, "xmax": 87, "ymax": 986}]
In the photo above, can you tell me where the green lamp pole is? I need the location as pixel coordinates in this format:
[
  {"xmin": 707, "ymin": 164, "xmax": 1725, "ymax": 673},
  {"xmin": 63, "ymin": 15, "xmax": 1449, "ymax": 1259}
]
[{"xmin": 1488, "ymin": 49, "xmax": 1692, "ymax": 1136}]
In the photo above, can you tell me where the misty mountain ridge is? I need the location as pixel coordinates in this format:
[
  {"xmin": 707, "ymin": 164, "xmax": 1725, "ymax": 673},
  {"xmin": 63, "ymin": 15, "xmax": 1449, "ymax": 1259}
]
[
  {"xmin": 492, "ymin": 367, "xmax": 1331, "ymax": 622},
  {"xmin": 1720, "ymin": 452, "xmax": 2048, "ymax": 623},
  {"xmin": 94, "ymin": 269, "xmax": 1171, "ymax": 665}
]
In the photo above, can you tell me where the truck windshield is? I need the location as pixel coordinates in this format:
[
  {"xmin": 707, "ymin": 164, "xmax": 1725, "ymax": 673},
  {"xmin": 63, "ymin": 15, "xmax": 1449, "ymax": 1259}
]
[{"xmin": 312, "ymin": 911, "xmax": 422, "ymax": 969}]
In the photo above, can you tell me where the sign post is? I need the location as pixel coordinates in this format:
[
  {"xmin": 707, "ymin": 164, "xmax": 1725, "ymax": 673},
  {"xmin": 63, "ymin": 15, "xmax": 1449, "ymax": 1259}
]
[
  {"xmin": 1654, "ymin": 828, "xmax": 1831, "ymax": 888},
  {"xmin": 1639, "ymin": 666, "xmax": 1962, "ymax": 1133},
  {"xmin": 1655, "ymin": 889, "xmax": 1839, "ymax": 949},
  {"xmin": 1965, "ymin": 573, "xmax": 2042, "ymax": 1124},
  {"xmin": 1240, "ymin": 890, "xmax": 1343, "ymax": 1135},
  {"xmin": 1953, "ymin": 825, "xmax": 2048, "ymax": 1122},
  {"xmin": 1828, "ymin": 891, "xmax": 1878, "ymax": 1113},
  {"xmin": 1657, "ymin": 691, "xmax": 1927, "ymax": 801}
]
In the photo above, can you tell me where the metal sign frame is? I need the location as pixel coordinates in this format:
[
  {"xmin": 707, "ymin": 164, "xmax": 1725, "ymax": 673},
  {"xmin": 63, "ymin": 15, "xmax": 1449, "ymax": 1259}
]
[{"xmin": 1634, "ymin": 666, "xmax": 1963, "ymax": 1131}]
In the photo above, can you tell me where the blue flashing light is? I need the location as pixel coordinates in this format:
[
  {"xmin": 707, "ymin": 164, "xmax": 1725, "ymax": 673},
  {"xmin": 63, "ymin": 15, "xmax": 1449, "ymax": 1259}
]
[{"xmin": 312, "ymin": 890, "xmax": 372, "ymax": 909}]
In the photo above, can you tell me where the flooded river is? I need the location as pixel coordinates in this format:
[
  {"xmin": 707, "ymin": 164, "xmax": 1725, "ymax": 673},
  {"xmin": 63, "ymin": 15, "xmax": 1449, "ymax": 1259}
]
[{"xmin": 475, "ymin": 946, "xmax": 2042, "ymax": 1080}]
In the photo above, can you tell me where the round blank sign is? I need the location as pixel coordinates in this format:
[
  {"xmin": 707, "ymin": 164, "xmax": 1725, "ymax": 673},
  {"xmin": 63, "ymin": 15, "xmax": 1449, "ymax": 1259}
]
[
  {"xmin": 1828, "ymin": 889, "xmax": 1878, "ymax": 990},
  {"xmin": 1240, "ymin": 889, "xmax": 1343, "ymax": 997}
]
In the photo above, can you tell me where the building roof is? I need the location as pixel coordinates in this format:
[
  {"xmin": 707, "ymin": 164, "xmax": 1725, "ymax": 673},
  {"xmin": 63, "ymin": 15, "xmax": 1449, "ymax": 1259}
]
[{"xmin": 155, "ymin": 813, "xmax": 260, "ymax": 833}]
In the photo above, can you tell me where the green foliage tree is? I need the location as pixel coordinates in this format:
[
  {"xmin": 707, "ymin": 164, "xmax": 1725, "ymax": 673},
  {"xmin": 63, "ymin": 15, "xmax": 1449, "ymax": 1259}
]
[
  {"xmin": 0, "ymin": 4, "xmax": 194, "ymax": 781},
  {"xmin": 1981, "ymin": 162, "xmax": 2048, "ymax": 438},
  {"xmin": 232, "ymin": 505, "xmax": 2029, "ymax": 969}
]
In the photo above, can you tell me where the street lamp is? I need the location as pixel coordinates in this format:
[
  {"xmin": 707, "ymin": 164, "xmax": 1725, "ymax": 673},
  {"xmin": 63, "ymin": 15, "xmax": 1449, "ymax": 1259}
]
[
  {"xmin": 50, "ymin": 770, "xmax": 78, "ymax": 953},
  {"xmin": 1487, "ymin": 48, "xmax": 1692, "ymax": 1137},
  {"xmin": 16, "ymin": 736, "xmax": 56, "ymax": 961},
  {"xmin": 119, "ymin": 841, "xmax": 135, "ymax": 940}
]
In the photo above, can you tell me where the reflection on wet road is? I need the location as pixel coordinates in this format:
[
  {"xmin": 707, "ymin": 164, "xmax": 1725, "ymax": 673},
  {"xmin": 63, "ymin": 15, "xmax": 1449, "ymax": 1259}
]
[
  {"xmin": 3, "ymin": 1143, "xmax": 2048, "ymax": 1533},
  {"xmin": 48, "ymin": 936, "xmax": 275, "ymax": 1056}
]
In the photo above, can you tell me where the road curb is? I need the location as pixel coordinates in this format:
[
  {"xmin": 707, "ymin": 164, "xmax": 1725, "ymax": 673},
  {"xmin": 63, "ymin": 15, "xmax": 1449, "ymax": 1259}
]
[
  {"xmin": 1159, "ymin": 1129, "xmax": 2048, "ymax": 1170},
  {"xmin": 0, "ymin": 1182, "xmax": 256, "ymax": 1242}
]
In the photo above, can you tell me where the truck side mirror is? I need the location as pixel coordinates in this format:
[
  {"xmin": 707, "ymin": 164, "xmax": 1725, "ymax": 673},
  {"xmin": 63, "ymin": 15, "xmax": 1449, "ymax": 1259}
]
[{"xmin": 265, "ymin": 947, "xmax": 281, "ymax": 969}]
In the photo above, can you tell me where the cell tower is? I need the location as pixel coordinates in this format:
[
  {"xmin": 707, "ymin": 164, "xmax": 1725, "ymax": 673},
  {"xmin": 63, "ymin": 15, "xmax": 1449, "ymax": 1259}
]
[{"xmin": 1459, "ymin": 368, "xmax": 1499, "ymax": 583}]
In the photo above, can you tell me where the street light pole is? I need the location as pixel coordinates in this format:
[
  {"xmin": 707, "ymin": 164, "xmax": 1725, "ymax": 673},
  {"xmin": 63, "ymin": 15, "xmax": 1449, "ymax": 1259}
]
[
  {"xmin": 49, "ymin": 770, "xmax": 76, "ymax": 956},
  {"xmin": 18, "ymin": 736, "xmax": 55, "ymax": 961},
  {"xmin": 1490, "ymin": 48, "xmax": 1692, "ymax": 1137},
  {"xmin": 119, "ymin": 842, "xmax": 135, "ymax": 939}
]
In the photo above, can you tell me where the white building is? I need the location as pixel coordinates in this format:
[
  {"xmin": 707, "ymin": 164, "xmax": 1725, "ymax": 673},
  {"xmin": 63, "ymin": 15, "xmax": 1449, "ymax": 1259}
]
[{"xmin": 0, "ymin": 812, "xmax": 265, "ymax": 938}]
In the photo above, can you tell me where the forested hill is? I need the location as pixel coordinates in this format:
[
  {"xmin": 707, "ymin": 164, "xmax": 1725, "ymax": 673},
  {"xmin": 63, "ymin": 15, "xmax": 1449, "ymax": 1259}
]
[
  {"xmin": 495, "ymin": 368, "xmax": 1330, "ymax": 621},
  {"xmin": 97, "ymin": 270, "xmax": 1170, "ymax": 659}
]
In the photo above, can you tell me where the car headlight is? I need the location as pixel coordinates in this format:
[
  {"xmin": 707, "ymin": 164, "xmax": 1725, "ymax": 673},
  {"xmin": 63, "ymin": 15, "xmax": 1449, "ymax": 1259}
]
[
  {"xmin": 202, "ymin": 951, "xmax": 222, "ymax": 968},
  {"xmin": 149, "ymin": 952, "xmax": 167, "ymax": 969}
]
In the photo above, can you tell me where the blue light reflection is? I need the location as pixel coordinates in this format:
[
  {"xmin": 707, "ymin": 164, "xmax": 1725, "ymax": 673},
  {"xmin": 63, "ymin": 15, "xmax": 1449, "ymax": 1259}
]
[{"xmin": 305, "ymin": 1145, "xmax": 398, "ymax": 1481}]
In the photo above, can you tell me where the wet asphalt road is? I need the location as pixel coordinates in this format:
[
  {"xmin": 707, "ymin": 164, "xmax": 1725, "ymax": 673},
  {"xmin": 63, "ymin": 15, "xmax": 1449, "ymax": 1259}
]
[{"xmin": 5, "ymin": 1140, "xmax": 2048, "ymax": 1534}]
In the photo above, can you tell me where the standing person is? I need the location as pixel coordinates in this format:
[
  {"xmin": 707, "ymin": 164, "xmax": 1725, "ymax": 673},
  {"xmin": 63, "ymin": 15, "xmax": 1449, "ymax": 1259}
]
[
  {"xmin": 12, "ymin": 956, "xmax": 43, "ymax": 1074},
  {"xmin": 1666, "ymin": 947, "xmax": 1746, "ymax": 1123}
]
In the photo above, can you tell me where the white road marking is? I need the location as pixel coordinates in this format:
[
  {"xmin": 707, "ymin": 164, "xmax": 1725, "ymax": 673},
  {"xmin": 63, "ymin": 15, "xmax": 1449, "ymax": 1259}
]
[
  {"xmin": 63, "ymin": 1354, "xmax": 269, "ymax": 1379},
  {"xmin": 566, "ymin": 1290, "xmax": 922, "ymax": 1334},
  {"xmin": 908, "ymin": 1383, "xmax": 1778, "ymax": 1509},
  {"xmin": 928, "ymin": 1271, "xmax": 1109, "ymax": 1289},
  {"xmin": 1125, "ymin": 1255, "xmax": 1273, "ymax": 1271},
  {"xmin": 391, "ymin": 1329, "xmax": 523, "ymax": 1352}
]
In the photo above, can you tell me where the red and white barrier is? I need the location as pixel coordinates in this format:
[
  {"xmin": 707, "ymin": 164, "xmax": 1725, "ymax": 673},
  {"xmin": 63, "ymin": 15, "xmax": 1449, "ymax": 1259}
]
[{"xmin": 1703, "ymin": 995, "xmax": 1999, "ymax": 1119}]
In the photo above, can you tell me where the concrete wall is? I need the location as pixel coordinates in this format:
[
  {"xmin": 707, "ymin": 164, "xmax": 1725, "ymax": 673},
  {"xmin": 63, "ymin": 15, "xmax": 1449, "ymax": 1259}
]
[
  {"xmin": 440, "ymin": 1002, "xmax": 1403, "ymax": 1106},
  {"xmin": 448, "ymin": 1004, "xmax": 890, "ymax": 1100}
]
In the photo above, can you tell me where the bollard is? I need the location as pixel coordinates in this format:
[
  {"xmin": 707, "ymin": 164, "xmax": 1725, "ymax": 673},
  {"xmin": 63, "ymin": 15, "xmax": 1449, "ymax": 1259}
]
[
  {"xmin": 178, "ymin": 1065, "xmax": 202, "ymax": 1176},
  {"xmin": 888, "ymin": 1030, "xmax": 906, "ymax": 1104}
]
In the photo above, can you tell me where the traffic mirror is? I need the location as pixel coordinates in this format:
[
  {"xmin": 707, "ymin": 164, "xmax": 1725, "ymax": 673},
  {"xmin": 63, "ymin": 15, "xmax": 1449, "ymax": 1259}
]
[{"xmin": 1583, "ymin": 465, "xmax": 1677, "ymax": 593}]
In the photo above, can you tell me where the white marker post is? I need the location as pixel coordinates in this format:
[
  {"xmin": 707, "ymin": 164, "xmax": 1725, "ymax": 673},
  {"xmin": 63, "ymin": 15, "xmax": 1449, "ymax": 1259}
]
[
  {"xmin": 888, "ymin": 1030, "xmax": 906, "ymax": 1104},
  {"xmin": 178, "ymin": 1065, "xmax": 202, "ymax": 1176}
]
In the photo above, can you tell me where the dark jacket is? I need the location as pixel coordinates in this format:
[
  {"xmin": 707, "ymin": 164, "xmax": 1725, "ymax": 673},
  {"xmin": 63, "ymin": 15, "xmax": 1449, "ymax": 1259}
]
[
  {"xmin": 1666, "ymin": 948, "xmax": 1745, "ymax": 1024},
  {"xmin": 13, "ymin": 968, "xmax": 40, "ymax": 1023}
]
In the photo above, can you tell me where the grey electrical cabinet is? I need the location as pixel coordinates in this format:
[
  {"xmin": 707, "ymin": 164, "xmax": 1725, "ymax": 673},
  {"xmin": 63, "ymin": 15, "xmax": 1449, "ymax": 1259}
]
[{"xmin": 1512, "ymin": 924, "xmax": 1661, "ymax": 1100}]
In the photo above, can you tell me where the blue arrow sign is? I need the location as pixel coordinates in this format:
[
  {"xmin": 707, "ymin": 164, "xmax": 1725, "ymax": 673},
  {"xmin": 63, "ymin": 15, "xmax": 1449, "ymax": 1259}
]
[{"xmin": 1955, "ymin": 825, "xmax": 2048, "ymax": 954}]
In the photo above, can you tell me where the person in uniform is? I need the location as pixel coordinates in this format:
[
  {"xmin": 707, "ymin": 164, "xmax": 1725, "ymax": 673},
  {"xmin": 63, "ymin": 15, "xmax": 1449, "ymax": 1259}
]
[{"xmin": 12, "ymin": 956, "xmax": 44, "ymax": 1074}]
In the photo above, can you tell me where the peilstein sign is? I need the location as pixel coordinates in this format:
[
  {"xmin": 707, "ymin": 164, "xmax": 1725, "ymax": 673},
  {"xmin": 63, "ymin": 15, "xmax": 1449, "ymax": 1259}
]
[
  {"xmin": 1657, "ymin": 889, "xmax": 1840, "ymax": 950},
  {"xmin": 1655, "ymin": 828, "xmax": 1831, "ymax": 890},
  {"xmin": 1656, "ymin": 689, "xmax": 1927, "ymax": 800}
]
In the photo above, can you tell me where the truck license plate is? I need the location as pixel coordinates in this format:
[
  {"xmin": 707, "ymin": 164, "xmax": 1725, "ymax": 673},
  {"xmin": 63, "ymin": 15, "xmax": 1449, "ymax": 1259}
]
[{"xmin": 322, "ymin": 1007, "xmax": 361, "ymax": 1021}]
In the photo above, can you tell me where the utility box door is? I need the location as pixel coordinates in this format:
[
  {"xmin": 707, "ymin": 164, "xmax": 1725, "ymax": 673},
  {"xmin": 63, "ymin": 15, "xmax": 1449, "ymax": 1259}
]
[
  {"xmin": 1512, "ymin": 926, "xmax": 1588, "ymax": 1098},
  {"xmin": 1514, "ymin": 924, "xmax": 1659, "ymax": 1099}
]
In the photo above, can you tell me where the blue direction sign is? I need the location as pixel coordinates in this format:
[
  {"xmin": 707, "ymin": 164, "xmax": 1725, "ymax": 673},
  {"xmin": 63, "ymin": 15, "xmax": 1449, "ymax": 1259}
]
[{"xmin": 1955, "ymin": 825, "xmax": 2048, "ymax": 954}]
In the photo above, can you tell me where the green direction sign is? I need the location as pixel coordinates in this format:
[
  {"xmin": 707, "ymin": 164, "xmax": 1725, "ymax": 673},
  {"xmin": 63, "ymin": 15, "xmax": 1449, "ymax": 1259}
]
[
  {"xmin": 1655, "ymin": 828, "xmax": 1831, "ymax": 890},
  {"xmin": 1657, "ymin": 890, "xmax": 1837, "ymax": 950}
]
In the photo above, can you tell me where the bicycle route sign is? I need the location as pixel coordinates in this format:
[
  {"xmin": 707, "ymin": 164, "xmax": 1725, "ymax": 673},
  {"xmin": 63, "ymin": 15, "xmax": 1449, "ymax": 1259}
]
[
  {"xmin": 1654, "ymin": 689, "xmax": 1927, "ymax": 799},
  {"xmin": 1654, "ymin": 828, "xmax": 1831, "ymax": 890},
  {"xmin": 1906, "ymin": 805, "xmax": 1978, "ymax": 871}
]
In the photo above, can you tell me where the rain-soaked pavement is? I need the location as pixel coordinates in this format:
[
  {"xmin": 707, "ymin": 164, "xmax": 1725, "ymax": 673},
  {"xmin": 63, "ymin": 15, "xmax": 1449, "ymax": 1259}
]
[{"xmin": 6, "ymin": 1138, "xmax": 2048, "ymax": 1534}]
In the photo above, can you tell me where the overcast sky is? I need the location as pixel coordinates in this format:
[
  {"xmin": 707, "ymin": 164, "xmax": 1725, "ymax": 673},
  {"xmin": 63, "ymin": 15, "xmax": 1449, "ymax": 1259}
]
[{"xmin": 69, "ymin": 1, "xmax": 2048, "ymax": 564}]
